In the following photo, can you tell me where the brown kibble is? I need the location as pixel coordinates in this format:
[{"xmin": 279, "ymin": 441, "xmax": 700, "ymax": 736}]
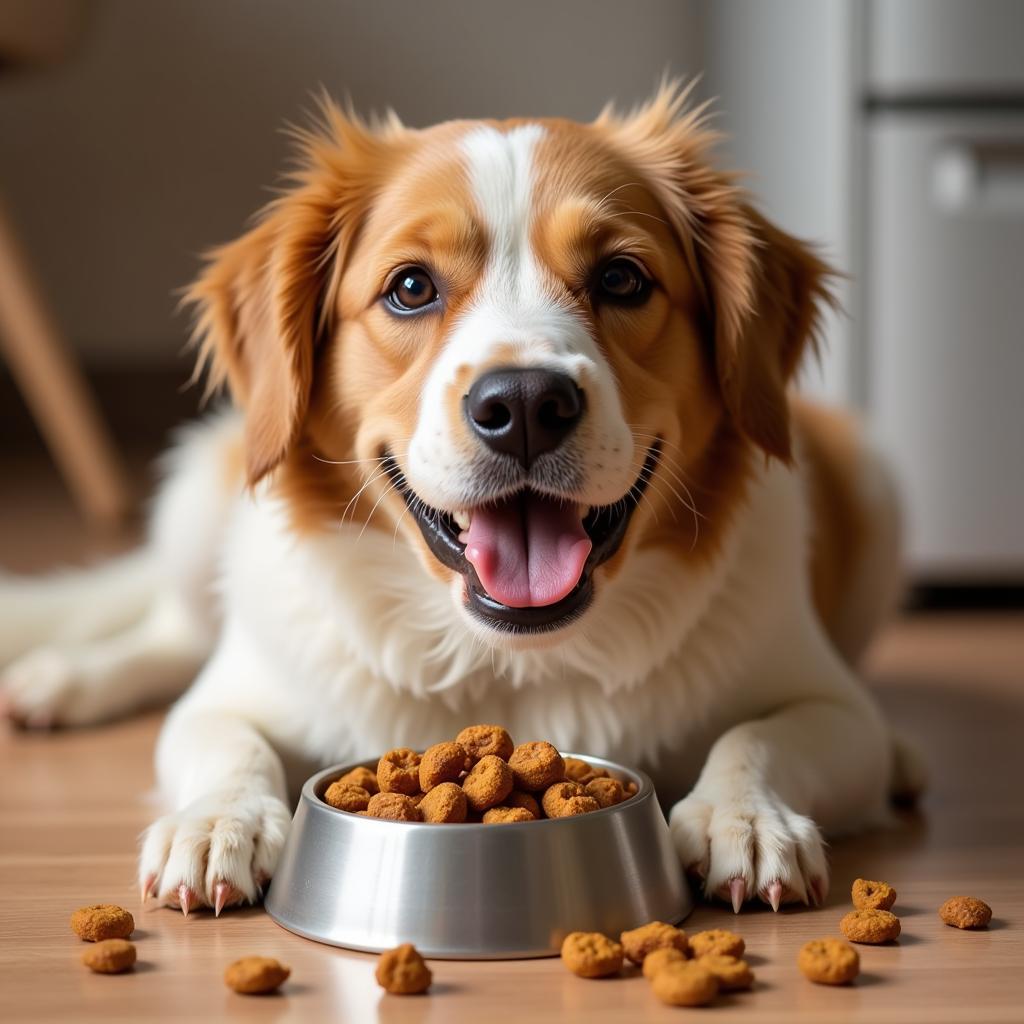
[
  {"xmin": 641, "ymin": 947, "xmax": 688, "ymax": 980},
  {"xmin": 224, "ymin": 956, "xmax": 291, "ymax": 994},
  {"xmin": 482, "ymin": 806, "xmax": 534, "ymax": 824},
  {"xmin": 366, "ymin": 792, "xmax": 423, "ymax": 821},
  {"xmin": 504, "ymin": 790, "xmax": 541, "ymax": 819},
  {"xmin": 337, "ymin": 766, "xmax": 379, "ymax": 795},
  {"xmin": 541, "ymin": 780, "xmax": 600, "ymax": 818},
  {"xmin": 462, "ymin": 754, "xmax": 514, "ymax": 812},
  {"xmin": 375, "ymin": 943, "xmax": 432, "ymax": 994},
  {"xmin": 689, "ymin": 928, "xmax": 745, "ymax": 958},
  {"xmin": 323, "ymin": 781, "xmax": 371, "ymax": 813},
  {"xmin": 418, "ymin": 782, "xmax": 468, "ymax": 823},
  {"xmin": 585, "ymin": 777, "xmax": 625, "ymax": 808},
  {"xmin": 376, "ymin": 748, "xmax": 422, "ymax": 795},
  {"xmin": 649, "ymin": 960, "xmax": 719, "ymax": 1006},
  {"xmin": 840, "ymin": 908, "xmax": 901, "ymax": 944},
  {"xmin": 851, "ymin": 877, "xmax": 897, "ymax": 911},
  {"xmin": 508, "ymin": 741, "xmax": 565, "ymax": 791},
  {"xmin": 698, "ymin": 954, "xmax": 754, "ymax": 991},
  {"xmin": 419, "ymin": 742, "xmax": 471, "ymax": 791},
  {"xmin": 455, "ymin": 724, "xmax": 514, "ymax": 763},
  {"xmin": 624, "ymin": 780, "xmax": 638, "ymax": 796},
  {"xmin": 939, "ymin": 896, "xmax": 992, "ymax": 929},
  {"xmin": 564, "ymin": 756, "xmax": 600, "ymax": 785},
  {"xmin": 70, "ymin": 904, "xmax": 134, "ymax": 942},
  {"xmin": 81, "ymin": 939, "xmax": 136, "ymax": 974},
  {"xmin": 620, "ymin": 921, "xmax": 690, "ymax": 965},
  {"xmin": 798, "ymin": 938, "xmax": 860, "ymax": 985},
  {"xmin": 560, "ymin": 931, "xmax": 623, "ymax": 978}
]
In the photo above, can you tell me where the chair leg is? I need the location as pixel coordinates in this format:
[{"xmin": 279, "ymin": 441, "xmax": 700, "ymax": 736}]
[{"xmin": 0, "ymin": 197, "xmax": 133, "ymax": 527}]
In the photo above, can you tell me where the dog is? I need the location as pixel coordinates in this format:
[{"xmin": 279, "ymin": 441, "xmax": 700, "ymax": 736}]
[{"xmin": 0, "ymin": 83, "xmax": 921, "ymax": 917}]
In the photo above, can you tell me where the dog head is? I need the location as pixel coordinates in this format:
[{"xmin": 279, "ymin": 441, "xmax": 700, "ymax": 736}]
[{"xmin": 187, "ymin": 83, "xmax": 832, "ymax": 645}]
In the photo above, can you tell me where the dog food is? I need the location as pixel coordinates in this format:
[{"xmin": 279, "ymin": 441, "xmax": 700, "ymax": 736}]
[
  {"xmin": 81, "ymin": 939, "xmax": 137, "ymax": 974},
  {"xmin": 851, "ymin": 877, "xmax": 897, "ymax": 911},
  {"xmin": 649, "ymin": 960, "xmax": 719, "ymax": 1007},
  {"xmin": 366, "ymin": 792, "xmax": 422, "ymax": 821},
  {"xmin": 620, "ymin": 921, "xmax": 690, "ymax": 965},
  {"xmin": 641, "ymin": 947, "xmax": 688, "ymax": 980},
  {"xmin": 939, "ymin": 896, "xmax": 992, "ymax": 929},
  {"xmin": 419, "ymin": 742, "xmax": 472, "ymax": 791},
  {"xmin": 376, "ymin": 748, "xmax": 422, "ymax": 795},
  {"xmin": 689, "ymin": 928, "xmax": 745, "ymax": 958},
  {"xmin": 323, "ymin": 781, "xmax": 372, "ymax": 812},
  {"xmin": 70, "ymin": 904, "xmax": 135, "ymax": 942},
  {"xmin": 323, "ymin": 725, "xmax": 637, "ymax": 823},
  {"xmin": 376, "ymin": 943, "xmax": 432, "ymax": 994},
  {"xmin": 840, "ymin": 908, "xmax": 901, "ymax": 944},
  {"xmin": 698, "ymin": 953, "xmax": 754, "ymax": 992},
  {"xmin": 560, "ymin": 931, "xmax": 624, "ymax": 978},
  {"xmin": 418, "ymin": 782, "xmax": 468, "ymax": 823},
  {"xmin": 798, "ymin": 938, "xmax": 860, "ymax": 985},
  {"xmin": 224, "ymin": 956, "xmax": 291, "ymax": 995},
  {"xmin": 455, "ymin": 724, "xmax": 514, "ymax": 763}
]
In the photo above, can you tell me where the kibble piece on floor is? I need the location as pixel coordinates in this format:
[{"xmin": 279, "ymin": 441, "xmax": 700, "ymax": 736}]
[
  {"xmin": 81, "ymin": 939, "xmax": 136, "ymax": 974},
  {"xmin": 851, "ymin": 877, "xmax": 897, "ymax": 911},
  {"xmin": 798, "ymin": 938, "xmax": 860, "ymax": 985},
  {"xmin": 649, "ymin": 960, "xmax": 719, "ymax": 1006},
  {"xmin": 840, "ymin": 908, "xmax": 901, "ymax": 944},
  {"xmin": 697, "ymin": 953, "xmax": 754, "ymax": 991},
  {"xmin": 70, "ymin": 904, "xmax": 135, "ymax": 942},
  {"xmin": 688, "ymin": 928, "xmax": 745, "ymax": 958},
  {"xmin": 376, "ymin": 943, "xmax": 432, "ymax": 994},
  {"xmin": 939, "ymin": 896, "xmax": 992, "ymax": 929},
  {"xmin": 224, "ymin": 956, "xmax": 291, "ymax": 995},
  {"xmin": 641, "ymin": 947, "xmax": 688, "ymax": 980},
  {"xmin": 620, "ymin": 920, "xmax": 689, "ymax": 965},
  {"xmin": 560, "ymin": 931, "xmax": 624, "ymax": 978}
]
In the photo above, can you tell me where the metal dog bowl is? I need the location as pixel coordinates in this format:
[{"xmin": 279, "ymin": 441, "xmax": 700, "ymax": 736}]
[{"xmin": 266, "ymin": 753, "xmax": 691, "ymax": 959}]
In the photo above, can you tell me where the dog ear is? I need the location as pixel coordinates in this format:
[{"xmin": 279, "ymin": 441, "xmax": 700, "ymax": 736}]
[
  {"xmin": 599, "ymin": 81, "xmax": 834, "ymax": 461},
  {"xmin": 185, "ymin": 102, "xmax": 404, "ymax": 485},
  {"xmin": 704, "ymin": 204, "xmax": 834, "ymax": 462}
]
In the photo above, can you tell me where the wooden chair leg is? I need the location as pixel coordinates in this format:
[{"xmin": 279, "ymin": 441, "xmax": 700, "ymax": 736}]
[{"xmin": 0, "ymin": 196, "xmax": 133, "ymax": 527}]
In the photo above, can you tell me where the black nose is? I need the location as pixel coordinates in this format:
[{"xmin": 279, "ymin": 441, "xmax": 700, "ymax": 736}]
[{"xmin": 464, "ymin": 367, "xmax": 584, "ymax": 468}]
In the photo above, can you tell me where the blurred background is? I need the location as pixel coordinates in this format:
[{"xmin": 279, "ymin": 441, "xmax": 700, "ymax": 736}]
[{"xmin": 1, "ymin": 0, "xmax": 1022, "ymax": 597}]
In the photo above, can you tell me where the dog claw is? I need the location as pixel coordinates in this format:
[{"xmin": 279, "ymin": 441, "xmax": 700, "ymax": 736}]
[
  {"xmin": 178, "ymin": 884, "xmax": 196, "ymax": 917},
  {"xmin": 810, "ymin": 876, "xmax": 828, "ymax": 907},
  {"xmin": 140, "ymin": 873, "xmax": 157, "ymax": 903},
  {"xmin": 729, "ymin": 877, "xmax": 746, "ymax": 914},
  {"xmin": 766, "ymin": 880, "xmax": 783, "ymax": 913},
  {"xmin": 213, "ymin": 881, "xmax": 237, "ymax": 917}
]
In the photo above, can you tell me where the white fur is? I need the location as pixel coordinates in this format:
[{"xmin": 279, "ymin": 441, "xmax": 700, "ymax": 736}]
[{"xmin": 407, "ymin": 124, "xmax": 635, "ymax": 516}]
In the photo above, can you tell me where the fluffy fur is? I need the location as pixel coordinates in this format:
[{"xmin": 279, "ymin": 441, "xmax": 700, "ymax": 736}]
[{"xmin": 0, "ymin": 83, "xmax": 913, "ymax": 916}]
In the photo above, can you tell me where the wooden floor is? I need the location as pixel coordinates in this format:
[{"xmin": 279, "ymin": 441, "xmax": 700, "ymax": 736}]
[{"xmin": 0, "ymin": 460, "xmax": 1022, "ymax": 1022}]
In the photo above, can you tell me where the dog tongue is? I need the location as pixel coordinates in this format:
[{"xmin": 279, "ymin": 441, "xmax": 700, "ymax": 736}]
[{"xmin": 465, "ymin": 493, "xmax": 592, "ymax": 608}]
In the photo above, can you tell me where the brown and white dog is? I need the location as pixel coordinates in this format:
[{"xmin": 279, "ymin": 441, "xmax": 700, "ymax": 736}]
[{"xmin": 0, "ymin": 85, "xmax": 919, "ymax": 917}]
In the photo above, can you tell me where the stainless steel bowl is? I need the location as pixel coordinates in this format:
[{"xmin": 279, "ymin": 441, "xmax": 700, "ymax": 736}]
[{"xmin": 266, "ymin": 753, "xmax": 691, "ymax": 959}]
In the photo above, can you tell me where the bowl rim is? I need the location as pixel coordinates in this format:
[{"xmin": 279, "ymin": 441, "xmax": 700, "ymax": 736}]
[{"xmin": 304, "ymin": 751, "xmax": 654, "ymax": 830}]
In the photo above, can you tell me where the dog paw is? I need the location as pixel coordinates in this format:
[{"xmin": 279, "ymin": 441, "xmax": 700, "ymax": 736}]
[
  {"xmin": 669, "ymin": 788, "xmax": 828, "ymax": 912},
  {"xmin": 139, "ymin": 790, "xmax": 291, "ymax": 915},
  {"xmin": 0, "ymin": 647, "xmax": 94, "ymax": 729}
]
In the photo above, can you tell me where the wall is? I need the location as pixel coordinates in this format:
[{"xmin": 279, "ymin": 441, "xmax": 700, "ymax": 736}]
[{"xmin": 0, "ymin": 0, "xmax": 704, "ymax": 365}]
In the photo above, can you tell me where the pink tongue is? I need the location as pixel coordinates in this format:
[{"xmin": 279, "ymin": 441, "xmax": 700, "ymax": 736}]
[{"xmin": 464, "ymin": 493, "xmax": 592, "ymax": 608}]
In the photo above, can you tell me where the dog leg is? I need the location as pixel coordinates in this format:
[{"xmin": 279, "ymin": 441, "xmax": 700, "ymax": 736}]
[
  {"xmin": 670, "ymin": 647, "xmax": 891, "ymax": 912},
  {"xmin": 0, "ymin": 592, "xmax": 211, "ymax": 728}
]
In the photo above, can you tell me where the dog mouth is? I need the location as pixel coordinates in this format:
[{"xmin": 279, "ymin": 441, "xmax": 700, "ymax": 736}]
[{"xmin": 384, "ymin": 443, "xmax": 661, "ymax": 634}]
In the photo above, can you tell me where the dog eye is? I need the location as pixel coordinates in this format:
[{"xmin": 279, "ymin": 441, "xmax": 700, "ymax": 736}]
[
  {"xmin": 596, "ymin": 257, "xmax": 651, "ymax": 304},
  {"xmin": 386, "ymin": 267, "xmax": 438, "ymax": 312}
]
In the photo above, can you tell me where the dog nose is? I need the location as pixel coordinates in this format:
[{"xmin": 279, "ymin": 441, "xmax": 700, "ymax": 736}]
[{"xmin": 465, "ymin": 368, "xmax": 584, "ymax": 468}]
